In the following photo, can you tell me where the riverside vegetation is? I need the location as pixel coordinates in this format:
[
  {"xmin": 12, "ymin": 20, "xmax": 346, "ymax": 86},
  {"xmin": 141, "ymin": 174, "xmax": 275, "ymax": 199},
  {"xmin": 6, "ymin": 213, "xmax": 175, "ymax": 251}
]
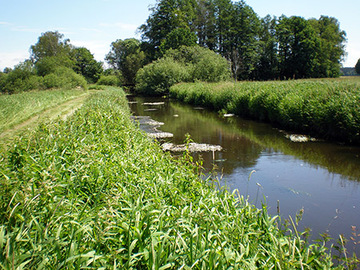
[
  {"xmin": 170, "ymin": 78, "xmax": 360, "ymax": 144},
  {"xmin": 2, "ymin": 87, "xmax": 356, "ymax": 269}
]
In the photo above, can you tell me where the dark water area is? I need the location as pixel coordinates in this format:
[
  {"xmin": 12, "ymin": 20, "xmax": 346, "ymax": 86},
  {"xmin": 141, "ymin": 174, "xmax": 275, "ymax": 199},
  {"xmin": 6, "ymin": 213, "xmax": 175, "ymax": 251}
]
[{"xmin": 128, "ymin": 95, "xmax": 360, "ymax": 256}]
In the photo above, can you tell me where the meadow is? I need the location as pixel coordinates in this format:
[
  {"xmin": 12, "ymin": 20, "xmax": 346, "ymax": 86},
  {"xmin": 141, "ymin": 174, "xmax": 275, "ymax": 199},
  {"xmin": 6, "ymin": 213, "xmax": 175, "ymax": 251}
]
[
  {"xmin": 0, "ymin": 88, "xmax": 87, "ymax": 133},
  {"xmin": 0, "ymin": 86, "xmax": 348, "ymax": 268},
  {"xmin": 170, "ymin": 77, "xmax": 360, "ymax": 144}
]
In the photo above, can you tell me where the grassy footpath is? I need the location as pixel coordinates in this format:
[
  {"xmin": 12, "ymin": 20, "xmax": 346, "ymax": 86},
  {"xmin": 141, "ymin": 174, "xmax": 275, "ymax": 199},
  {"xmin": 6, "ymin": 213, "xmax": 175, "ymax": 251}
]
[
  {"xmin": 0, "ymin": 87, "xmax": 346, "ymax": 268},
  {"xmin": 170, "ymin": 78, "xmax": 360, "ymax": 144},
  {"xmin": 0, "ymin": 88, "xmax": 88, "ymax": 133}
]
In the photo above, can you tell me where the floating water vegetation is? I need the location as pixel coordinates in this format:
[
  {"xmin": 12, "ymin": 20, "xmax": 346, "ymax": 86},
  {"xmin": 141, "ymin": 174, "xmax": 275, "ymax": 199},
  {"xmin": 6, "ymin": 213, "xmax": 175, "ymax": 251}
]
[
  {"xmin": 131, "ymin": 115, "xmax": 173, "ymax": 139},
  {"xmin": 143, "ymin": 102, "xmax": 165, "ymax": 106},
  {"xmin": 286, "ymin": 134, "xmax": 317, "ymax": 143},
  {"xmin": 162, "ymin": 142, "xmax": 222, "ymax": 152}
]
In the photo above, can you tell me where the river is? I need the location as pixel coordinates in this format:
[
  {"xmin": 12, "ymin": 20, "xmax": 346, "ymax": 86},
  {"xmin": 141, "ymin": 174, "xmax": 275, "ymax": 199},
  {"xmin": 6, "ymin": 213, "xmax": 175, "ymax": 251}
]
[{"xmin": 128, "ymin": 95, "xmax": 360, "ymax": 256}]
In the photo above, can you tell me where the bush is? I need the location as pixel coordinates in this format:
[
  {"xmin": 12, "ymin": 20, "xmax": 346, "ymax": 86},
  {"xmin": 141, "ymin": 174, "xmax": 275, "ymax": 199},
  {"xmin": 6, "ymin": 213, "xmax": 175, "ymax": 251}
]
[
  {"xmin": 135, "ymin": 57, "xmax": 190, "ymax": 95},
  {"xmin": 42, "ymin": 67, "xmax": 87, "ymax": 90},
  {"xmin": 54, "ymin": 67, "xmax": 88, "ymax": 89},
  {"xmin": 166, "ymin": 46, "xmax": 231, "ymax": 82},
  {"xmin": 1, "ymin": 63, "xmax": 87, "ymax": 94},
  {"xmin": 43, "ymin": 73, "xmax": 62, "ymax": 88},
  {"xmin": 135, "ymin": 46, "xmax": 230, "ymax": 95},
  {"xmin": 96, "ymin": 75, "xmax": 122, "ymax": 86},
  {"xmin": 0, "ymin": 61, "xmax": 43, "ymax": 94}
]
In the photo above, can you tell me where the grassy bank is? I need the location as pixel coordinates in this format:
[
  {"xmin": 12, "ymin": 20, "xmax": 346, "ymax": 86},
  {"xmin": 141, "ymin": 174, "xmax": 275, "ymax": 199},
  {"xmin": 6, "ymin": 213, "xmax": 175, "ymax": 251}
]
[
  {"xmin": 170, "ymin": 78, "xmax": 360, "ymax": 144},
  {"xmin": 0, "ymin": 87, "xmax": 345, "ymax": 268},
  {"xmin": 0, "ymin": 88, "xmax": 87, "ymax": 133}
]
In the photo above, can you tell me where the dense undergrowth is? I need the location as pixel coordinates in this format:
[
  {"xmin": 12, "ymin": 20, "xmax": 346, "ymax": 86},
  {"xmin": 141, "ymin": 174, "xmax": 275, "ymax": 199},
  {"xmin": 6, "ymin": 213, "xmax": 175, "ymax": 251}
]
[
  {"xmin": 0, "ymin": 87, "xmax": 349, "ymax": 268},
  {"xmin": 170, "ymin": 78, "xmax": 360, "ymax": 144}
]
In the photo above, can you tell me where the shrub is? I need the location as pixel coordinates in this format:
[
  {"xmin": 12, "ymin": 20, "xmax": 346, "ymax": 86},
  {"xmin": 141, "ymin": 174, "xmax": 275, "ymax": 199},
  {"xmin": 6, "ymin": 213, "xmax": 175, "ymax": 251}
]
[
  {"xmin": 53, "ymin": 67, "xmax": 88, "ymax": 90},
  {"xmin": 165, "ymin": 46, "xmax": 231, "ymax": 82},
  {"xmin": 135, "ymin": 57, "xmax": 190, "ymax": 95},
  {"xmin": 135, "ymin": 46, "xmax": 230, "ymax": 95},
  {"xmin": 97, "ymin": 75, "xmax": 122, "ymax": 86},
  {"xmin": 43, "ymin": 73, "xmax": 62, "ymax": 88},
  {"xmin": 0, "ymin": 61, "xmax": 42, "ymax": 94}
]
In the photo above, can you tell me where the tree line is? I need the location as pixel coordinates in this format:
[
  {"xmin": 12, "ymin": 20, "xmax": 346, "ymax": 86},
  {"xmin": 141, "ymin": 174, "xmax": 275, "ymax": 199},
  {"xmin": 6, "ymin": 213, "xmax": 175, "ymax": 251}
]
[
  {"xmin": 138, "ymin": 0, "xmax": 347, "ymax": 81},
  {"xmin": 0, "ymin": 0, "xmax": 352, "ymax": 94},
  {"xmin": 0, "ymin": 31, "xmax": 103, "ymax": 94}
]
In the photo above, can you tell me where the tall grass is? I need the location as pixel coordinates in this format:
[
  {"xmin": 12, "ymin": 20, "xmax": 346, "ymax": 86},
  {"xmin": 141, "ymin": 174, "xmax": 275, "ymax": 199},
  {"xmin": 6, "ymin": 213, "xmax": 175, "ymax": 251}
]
[
  {"xmin": 0, "ymin": 87, "xmax": 344, "ymax": 268},
  {"xmin": 170, "ymin": 78, "xmax": 360, "ymax": 144},
  {"xmin": 0, "ymin": 88, "xmax": 87, "ymax": 133}
]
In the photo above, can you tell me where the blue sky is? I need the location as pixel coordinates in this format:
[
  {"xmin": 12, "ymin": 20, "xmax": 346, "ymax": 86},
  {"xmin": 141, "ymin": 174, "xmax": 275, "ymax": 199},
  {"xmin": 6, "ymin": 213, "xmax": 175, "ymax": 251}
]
[{"xmin": 0, "ymin": 0, "xmax": 359, "ymax": 70}]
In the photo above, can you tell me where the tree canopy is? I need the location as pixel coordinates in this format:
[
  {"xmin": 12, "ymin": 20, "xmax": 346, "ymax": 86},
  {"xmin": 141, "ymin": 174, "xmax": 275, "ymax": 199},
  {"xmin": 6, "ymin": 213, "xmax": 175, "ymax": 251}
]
[
  {"xmin": 355, "ymin": 59, "xmax": 360, "ymax": 75},
  {"xmin": 105, "ymin": 38, "xmax": 145, "ymax": 85},
  {"xmin": 139, "ymin": 0, "xmax": 347, "ymax": 80},
  {"xmin": 1, "ymin": 31, "xmax": 103, "ymax": 94}
]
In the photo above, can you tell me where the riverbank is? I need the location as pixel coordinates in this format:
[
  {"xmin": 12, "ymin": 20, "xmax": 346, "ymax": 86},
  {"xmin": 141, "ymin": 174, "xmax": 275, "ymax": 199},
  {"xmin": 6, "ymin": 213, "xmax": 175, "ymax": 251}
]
[
  {"xmin": 0, "ymin": 87, "xmax": 348, "ymax": 268},
  {"xmin": 170, "ymin": 78, "xmax": 360, "ymax": 144}
]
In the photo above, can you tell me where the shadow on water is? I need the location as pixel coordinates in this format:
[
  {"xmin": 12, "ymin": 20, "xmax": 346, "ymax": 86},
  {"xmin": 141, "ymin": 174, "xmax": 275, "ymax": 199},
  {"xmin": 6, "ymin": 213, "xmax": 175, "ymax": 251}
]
[{"xmin": 128, "ymin": 95, "xmax": 360, "ymax": 256}]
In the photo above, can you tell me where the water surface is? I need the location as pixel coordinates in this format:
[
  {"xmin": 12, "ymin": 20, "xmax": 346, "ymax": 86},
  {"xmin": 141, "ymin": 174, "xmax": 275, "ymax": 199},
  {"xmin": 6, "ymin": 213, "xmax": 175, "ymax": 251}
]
[{"xmin": 128, "ymin": 96, "xmax": 360, "ymax": 255}]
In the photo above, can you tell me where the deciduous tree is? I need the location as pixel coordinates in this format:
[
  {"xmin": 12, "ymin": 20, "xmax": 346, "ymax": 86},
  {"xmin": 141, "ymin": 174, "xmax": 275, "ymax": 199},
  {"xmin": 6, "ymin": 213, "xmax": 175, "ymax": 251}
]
[
  {"xmin": 30, "ymin": 31, "xmax": 74, "ymax": 64},
  {"xmin": 73, "ymin": 47, "xmax": 103, "ymax": 83},
  {"xmin": 356, "ymin": 59, "xmax": 360, "ymax": 75},
  {"xmin": 105, "ymin": 38, "xmax": 145, "ymax": 85}
]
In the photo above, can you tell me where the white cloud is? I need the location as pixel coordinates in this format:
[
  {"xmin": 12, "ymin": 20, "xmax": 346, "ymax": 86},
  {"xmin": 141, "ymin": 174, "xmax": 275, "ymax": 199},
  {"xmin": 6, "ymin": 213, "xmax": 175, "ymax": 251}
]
[
  {"xmin": 342, "ymin": 41, "xmax": 360, "ymax": 67},
  {"xmin": 0, "ymin": 51, "xmax": 29, "ymax": 70},
  {"xmin": 71, "ymin": 40, "xmax": 110, "ymax": 62}
]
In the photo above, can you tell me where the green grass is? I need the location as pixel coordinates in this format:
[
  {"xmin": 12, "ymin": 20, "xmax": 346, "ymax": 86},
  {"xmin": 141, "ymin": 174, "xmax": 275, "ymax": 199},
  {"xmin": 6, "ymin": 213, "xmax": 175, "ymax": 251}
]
[
  {"xmin": 170, "ymin": 78, "xmax": 360, "ymax": 144},
  {"xmin": 0, "ymin": 88, "xmax": 87, "ymax": 133},
  {"xmin": 0, "ymin": 86, "xmax": 352, "ymax": 269}
]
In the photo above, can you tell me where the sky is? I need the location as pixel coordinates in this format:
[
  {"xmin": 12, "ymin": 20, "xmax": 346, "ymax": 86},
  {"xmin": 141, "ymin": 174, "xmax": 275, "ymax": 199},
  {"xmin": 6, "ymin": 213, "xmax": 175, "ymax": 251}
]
[{"xmin": 0, "ymin": 0, "xmax": 359, "ymax": 71}]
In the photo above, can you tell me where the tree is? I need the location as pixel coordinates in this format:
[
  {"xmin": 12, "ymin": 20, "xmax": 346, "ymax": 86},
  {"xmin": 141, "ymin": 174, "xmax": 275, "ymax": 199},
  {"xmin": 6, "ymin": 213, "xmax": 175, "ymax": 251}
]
[
  {"xmin": 276, "ymin": 16, "xmax": 318, "ymax": 79},
  {"xmin": 356, "ymin": 59, "xmax": 360, "ymax": 75},
  {"xmin": 253, "ymin": 15, "xmax": 279, "ymax": 80},
  {"xmin": 309, "ymin": 16, "xmax": 347, "ymax": 77},
  {"xmin": 30, "ymin": 31, "xmax": 77, "ymax": 77},
  {"xmin": 194, "ymin": 0, "xmax": 217, "ymax": 50},
  {"xmin": 73, "ymin": 47, "xmax": 103, "ymax": 83},
  {"xmin": 224, "ymin": 1, "xmax": 260, "ymax": 80},
  {"xmin": 105, "ymin": 38, "xmax": 145, "ymax": 85},
  {"xmin": 139, "ymin": 0, "xmax": 197, "ymax": 60},
  {"xmin": 30, "ymin": 31, "xmax": 74, "ymax": 63},
  {"xmin": 35, "ymin": 55, "xmax": 74, "ymax": 76},
  {"xmin": 160, "ymin": 27, "xmax": 197, "ymax": 54}
]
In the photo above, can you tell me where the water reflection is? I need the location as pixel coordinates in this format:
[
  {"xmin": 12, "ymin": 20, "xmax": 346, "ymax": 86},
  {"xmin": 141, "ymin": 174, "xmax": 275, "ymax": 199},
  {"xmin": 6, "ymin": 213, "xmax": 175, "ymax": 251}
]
[{"xmin": 128, "ymin": 96, "xmax": 360, "ymax": 255}]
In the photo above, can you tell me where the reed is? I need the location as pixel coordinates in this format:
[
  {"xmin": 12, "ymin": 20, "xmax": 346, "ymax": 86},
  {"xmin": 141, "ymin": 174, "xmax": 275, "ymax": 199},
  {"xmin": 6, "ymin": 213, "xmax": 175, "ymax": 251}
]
[
  {"xmin": 0, "ymin": 86, "xmax": 344, "ymax": 268},
  {"xmin": 170, "ymin": 78, "xmax": 360, "ymax": 144}
]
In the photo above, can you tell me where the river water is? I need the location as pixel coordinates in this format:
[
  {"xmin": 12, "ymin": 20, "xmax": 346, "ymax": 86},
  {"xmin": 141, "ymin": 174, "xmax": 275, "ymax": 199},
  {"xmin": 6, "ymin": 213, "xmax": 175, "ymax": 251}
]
[{"xmin": 128, "ymin": 95, "xmax": 360, "ymax": 255}]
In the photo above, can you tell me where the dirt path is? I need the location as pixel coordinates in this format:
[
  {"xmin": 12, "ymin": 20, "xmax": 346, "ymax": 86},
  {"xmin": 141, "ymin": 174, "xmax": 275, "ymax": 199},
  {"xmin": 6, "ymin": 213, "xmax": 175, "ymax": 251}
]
[{"xmin": 0, "ymin": 92, "xmax": 92, "ymax": 140}]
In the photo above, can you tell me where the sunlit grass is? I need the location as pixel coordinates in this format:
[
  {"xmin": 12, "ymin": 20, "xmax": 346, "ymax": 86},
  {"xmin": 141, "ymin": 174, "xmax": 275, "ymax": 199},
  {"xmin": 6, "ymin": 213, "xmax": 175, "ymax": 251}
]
[
  {"xmin": 0, "ymin": 86, "xmax": 351, "ymax": 268},
  {"xmin": 0, "ymin": 88, "xmax": 87, "ymax": 133}
]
